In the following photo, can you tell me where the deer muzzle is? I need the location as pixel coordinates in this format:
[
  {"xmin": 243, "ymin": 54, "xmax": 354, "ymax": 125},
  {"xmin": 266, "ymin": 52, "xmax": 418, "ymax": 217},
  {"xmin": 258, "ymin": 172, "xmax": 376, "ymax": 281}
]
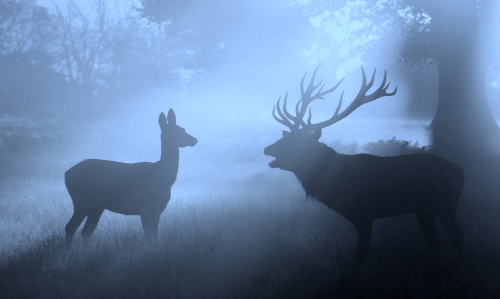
[{"xmin": 264, "ymin": 145, "xmax": 279, "ymax": 168}]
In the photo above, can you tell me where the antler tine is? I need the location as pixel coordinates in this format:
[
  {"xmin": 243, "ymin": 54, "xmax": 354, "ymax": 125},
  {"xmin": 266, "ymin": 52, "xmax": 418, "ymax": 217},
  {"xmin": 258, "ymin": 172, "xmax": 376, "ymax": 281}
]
[
  {"xmin": 293, "ymin": 98, "xmax": 308, "ymax": 128},
  {"xmin": 283, "ymin": 94, "xmax": 307, "ymax": 129},
  {"xmin": 334, "ymin": 91, "xmax": 344, "ymax": 116},
  {"xmin": 271, "ymin": 65, "xmax": 395, "ymax": 132},
  {"xmin": 316, "ymin": 77, "xmax": 345, "ymax": 99},
  {"xmin": 302, "ymin": 65, "xmax": 322, "ymax": 95},
  {"xmin": 295, "ymin": 99, "xmax": 302, "ymax": 117},
  {"xmin": 366, "ymin": 66, "xmax": 376, "ymax": 92},
  {"xmin": 306, "ymin": 91, "xmax": 345, "ymax": 131},
  {"xmin": 362, "ymin": 69, "xmax": 398, "ymax": 104},
  {"xmin": 301, "ymin": 65, "xmax": 323, "ymax": 103},
  {"xmin": 296, "ymin": 65, "xmax": 336, "ymax": 122},
  {"xmin": 275, "ymin": 97, "xmax": 290, "ymax": 125},
  {"xmin": 303, "ymin": 78, "xmax": 346, "ymax": 128},
  {"xmin": 292, "ymin": 65, "xmax": 347, "ymax": 130},
  {"xmin": 314, "ymin": 82, "xmax": 326, "ymax": 99},
  {"xmin": 351, "ymin": 66, "xmax": 373, "ymax": 106},
  {"xmin": 383, "ymin": 69, "xmax": 398, "ymax": 96},
  {"xmin": 381, "ymin": 70, "xmax": 397, "ymax": 96},
  {"xmin": 305, "ymin": 65, "xmax": 397, "ymax": 132},
  {"xmin": 387, "ymin": 85, "xmax": 398, "ymax": 96},
  {"xmin": 272, "ymin": 98, "xmax": 294, "ymax": 129},
  {"xmin": 272, "ymin": 105, "xmax": 288, "ymax": 127},
  {"xmin": 300, "ymin": 71, "xmax": 308, "ymax": 97},
  {"xmin": 283, "ymin": 92, "xmax": 297, "ymax": 121}
]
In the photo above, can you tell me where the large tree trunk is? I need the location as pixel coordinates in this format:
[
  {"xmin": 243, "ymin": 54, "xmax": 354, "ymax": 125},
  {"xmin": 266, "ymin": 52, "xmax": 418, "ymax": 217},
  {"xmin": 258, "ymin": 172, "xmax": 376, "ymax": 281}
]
[
  {"xmin": 429, "ymin": 1, "xmax": 500, "ymax": 161},
  {"xmin": 431, "ymin": 49, "xmax": 500, "ymax": 155}
]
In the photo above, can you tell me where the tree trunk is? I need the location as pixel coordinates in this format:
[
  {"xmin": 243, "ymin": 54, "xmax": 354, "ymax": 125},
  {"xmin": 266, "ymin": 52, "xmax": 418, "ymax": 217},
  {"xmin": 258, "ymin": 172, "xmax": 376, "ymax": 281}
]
[
  {"xmin": 430, "ymin": 3, "xmax": 500, "ymax": 161},
  {"xmin": 431, "ymin": 53, "xmax": 500, "ymax": 155}
]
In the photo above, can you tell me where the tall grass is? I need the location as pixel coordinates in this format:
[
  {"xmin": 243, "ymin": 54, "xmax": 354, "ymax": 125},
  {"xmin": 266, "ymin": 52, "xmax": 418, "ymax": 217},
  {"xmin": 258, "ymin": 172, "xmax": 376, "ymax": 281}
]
[{"xmin": 1, "ymin": 124, "xmax": 500, "ymax": 298}]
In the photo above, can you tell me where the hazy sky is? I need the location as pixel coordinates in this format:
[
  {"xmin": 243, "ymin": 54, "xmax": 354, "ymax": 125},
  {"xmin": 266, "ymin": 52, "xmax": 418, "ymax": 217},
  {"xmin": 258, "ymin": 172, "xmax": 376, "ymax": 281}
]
[{"xmin": 28, "ymin": 0, "xmax": 500, "ymax": 147}]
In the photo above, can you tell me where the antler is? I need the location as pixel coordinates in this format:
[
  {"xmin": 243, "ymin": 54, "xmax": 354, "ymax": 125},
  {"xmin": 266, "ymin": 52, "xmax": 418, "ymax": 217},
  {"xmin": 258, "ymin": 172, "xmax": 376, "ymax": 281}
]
[
  {"xmin": 272, "ymin": 65, "xmax": 345, "ymax": 131},
  {"xmin": 272, "ymin": 65, "xmax": 397, "ymax": 132}
]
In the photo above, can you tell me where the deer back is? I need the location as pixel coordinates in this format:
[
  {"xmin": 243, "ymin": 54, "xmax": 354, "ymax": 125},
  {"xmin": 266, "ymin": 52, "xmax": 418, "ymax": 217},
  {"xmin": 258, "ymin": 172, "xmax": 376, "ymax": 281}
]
[{"xmin": 299, "ymin": 148, "xmax": 464, "ymax": 221}]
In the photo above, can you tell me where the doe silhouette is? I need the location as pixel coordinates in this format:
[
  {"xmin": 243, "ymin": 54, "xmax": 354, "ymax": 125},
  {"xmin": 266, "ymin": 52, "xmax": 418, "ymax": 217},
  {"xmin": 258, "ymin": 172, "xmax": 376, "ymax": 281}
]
[
  {"xmin": 264, "ymin": 66, "xmax": 463, "ymax": 257},
  {"xmin": 65, "ymin": 109, "xmax": 197, "ymax": 243}
]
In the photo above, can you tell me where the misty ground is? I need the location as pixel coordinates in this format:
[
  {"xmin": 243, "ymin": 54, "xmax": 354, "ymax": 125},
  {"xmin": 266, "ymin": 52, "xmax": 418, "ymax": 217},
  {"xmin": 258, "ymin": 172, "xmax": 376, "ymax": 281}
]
[{"xmin": 1, "ymin": 117, "xmax": 500, "ymax": 298}]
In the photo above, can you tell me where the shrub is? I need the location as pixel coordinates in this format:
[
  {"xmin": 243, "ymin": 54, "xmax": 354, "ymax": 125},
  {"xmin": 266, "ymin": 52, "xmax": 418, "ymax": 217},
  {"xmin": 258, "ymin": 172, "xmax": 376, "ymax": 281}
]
[
  {"xmin": 326, "ymin": 138, "xmax": 359, "ymax": 155},
  {"xmin": 363, "ymin": 137, "xmax": 429, "ymax": 156}
]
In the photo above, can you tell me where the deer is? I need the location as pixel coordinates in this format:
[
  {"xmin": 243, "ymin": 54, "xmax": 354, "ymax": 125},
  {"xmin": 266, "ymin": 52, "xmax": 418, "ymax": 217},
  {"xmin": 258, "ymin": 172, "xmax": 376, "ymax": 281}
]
[
  {"xmin": 264, "ymin": 65, "xmax": 464, "ymax": 257},
  {"xmin": 64, "ymin": 109, "xmax": 197, "ymax": 244}
]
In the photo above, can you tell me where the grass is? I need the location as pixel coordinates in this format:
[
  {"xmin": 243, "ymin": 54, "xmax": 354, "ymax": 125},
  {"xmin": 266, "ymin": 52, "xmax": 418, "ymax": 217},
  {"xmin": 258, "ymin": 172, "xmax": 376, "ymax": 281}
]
[{"xmin": 1, "ymin": 124, "xmax": 500, "ymax": 298}]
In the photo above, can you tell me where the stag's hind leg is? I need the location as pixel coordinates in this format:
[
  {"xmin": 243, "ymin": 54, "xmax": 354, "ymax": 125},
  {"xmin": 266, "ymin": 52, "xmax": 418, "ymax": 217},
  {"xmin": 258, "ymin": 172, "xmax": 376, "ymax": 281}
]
[
  {"xmin": 141, "ymin": 213, "xmax": 161, "ymax": 241},
  {"xmin": 415, "ymin": 212, "xmax": 441, "ymax": 253},
  {"xmin": 354, "ymin": 221, "xmax": 373, "ymax": 258},
  {"xmin": 437, "ymin": 209, "xmax": 463, "ymax": 255},
  {"xmin": 81, "ymin": 209, "xmax": 105, "ymax": 238},
  {"xmin": 65, "ymin": 209, "xmax": 87, "ymax": 244}
]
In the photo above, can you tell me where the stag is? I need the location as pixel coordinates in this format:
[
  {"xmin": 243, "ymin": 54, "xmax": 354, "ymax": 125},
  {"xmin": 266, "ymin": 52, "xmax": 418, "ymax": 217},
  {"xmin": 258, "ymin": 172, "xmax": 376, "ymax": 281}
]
[
  {"xmin": 264, "ymin": 66, "xmax": 464, "ymax": 256},
  {"xmin": 64, "ymin": 109, "xmax": 197, "ymax": 243}
]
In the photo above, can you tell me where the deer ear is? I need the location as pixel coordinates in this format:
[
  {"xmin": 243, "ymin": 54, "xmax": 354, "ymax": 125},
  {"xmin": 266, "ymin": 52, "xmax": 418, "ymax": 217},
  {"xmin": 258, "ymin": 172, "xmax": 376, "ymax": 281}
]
[
  {"xmin": 167, "ymin": 109, "xmax": 176, "ymax": 125},
  {"xmin": 159, "ymin": 112, "xmax": 167, "ymax": 129},
  {"xmin": 311, "ymin": 129, "xmax": 322, "ymax": 140}
]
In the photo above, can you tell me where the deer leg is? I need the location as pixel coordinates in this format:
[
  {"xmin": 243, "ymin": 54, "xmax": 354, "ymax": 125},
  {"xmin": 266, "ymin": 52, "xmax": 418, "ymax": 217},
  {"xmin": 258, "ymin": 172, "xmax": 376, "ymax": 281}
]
[
  {"xmin": 437, "ymin": 210, "xmax": 463, "ymax": 255},
  {"xmin": 354, "ymin": 221, "xmax": 373, "ymax": 257},
  {"xmin": 81, "ymin": 209, "xmax": 105, "ymax": 238},
  {"xmin": 141, "ymin": 213, "xmax": 161, "ymax": 241},
  {"xmin": 415, "ymin": 212, "xmax": 441, "ymax": 254},
  {"xmin": 65, "ymin": 210, "xmax": 87, "ymax": 244}
]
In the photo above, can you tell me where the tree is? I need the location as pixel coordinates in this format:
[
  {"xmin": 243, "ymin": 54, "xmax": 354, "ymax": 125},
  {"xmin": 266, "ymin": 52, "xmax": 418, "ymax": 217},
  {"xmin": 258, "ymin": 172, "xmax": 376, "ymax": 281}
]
[
  {"xmin": 0, "ymin": 50, "xmax": 69, "ymax": 116},
  {"xmin": 136, "ymin": 0, "xmax": 309, "ymax": 73},
  {"xmin": 0, "ymin": 0, "xmax": 68, "ymax": 116},
  {"xmin": 0, "ymin": 0, "xmax": 52, "ymax": 55},
  {"xmin": 398, "ymin": 0, "xmax": 500, "ymax": 159},
  {"xmin": 48, "ymin": 0, "xmax": 185, "ymax": 116},
  {"xmin": 50, "ymin": 0, "xmax": 122, "ymax": 113},
  {"xmin": 291, "ymin": 0, "xmax": 500, "ymax": 161}
]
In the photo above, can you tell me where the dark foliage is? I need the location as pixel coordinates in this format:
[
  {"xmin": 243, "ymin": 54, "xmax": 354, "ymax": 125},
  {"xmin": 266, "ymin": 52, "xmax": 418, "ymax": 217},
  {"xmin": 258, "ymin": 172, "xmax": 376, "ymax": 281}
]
[
  {"xmin": 326, "ymin": 138, "xmax": 358, "ymax": 155},
  {"xmin": 363, "ymin": 136, "xmax": 429, "ymax": 156},
  {"xmin": 0, "ymin": 51, "xmax": 71, "ymax": 116}
]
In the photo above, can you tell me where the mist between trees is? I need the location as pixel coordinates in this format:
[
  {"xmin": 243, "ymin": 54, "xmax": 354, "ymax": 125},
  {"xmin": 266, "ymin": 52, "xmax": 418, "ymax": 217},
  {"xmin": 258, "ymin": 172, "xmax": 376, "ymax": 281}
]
[
  {"xmin": 0, "ymin": 0, "xmax": 196, "ymax": 120},
  {"xmin": 0, "ymin": 0, "xmax": 499, "ymax": 124},
  {"xmin": 2, "ymin": 0, "xmax": 500, "ymax": 231},
  {"xmin": 2, "ymin": 0, "xmax": 500, "ymax": 297}
]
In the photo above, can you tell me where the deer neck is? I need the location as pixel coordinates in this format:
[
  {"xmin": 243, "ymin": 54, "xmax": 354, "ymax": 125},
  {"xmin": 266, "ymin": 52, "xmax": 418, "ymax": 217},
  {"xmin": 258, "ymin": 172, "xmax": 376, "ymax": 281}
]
[
  {"xmin": 159, "ymin": 145, "xmax": 180, "ymax": 174},
  {"xmin": 295, "ymin": 143, "xmax": 339, "ymax": 198}
]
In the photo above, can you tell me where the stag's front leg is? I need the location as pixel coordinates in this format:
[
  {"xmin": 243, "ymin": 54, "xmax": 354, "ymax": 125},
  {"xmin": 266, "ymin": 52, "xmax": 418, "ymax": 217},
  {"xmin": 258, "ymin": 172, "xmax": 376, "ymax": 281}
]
[
  {"xmin": 81, "ymin": 209, "xmax": 105, "ymax": 238},
  {"xmin": 140, "ymin": 213, "xmax": 161, "ymax": 241},
  {"xmin": 415, "ymin": 212, "xmax": 441, "ymax": 254},
  {"xmin": 65, "ymin": 210, "xmax": 87, "ymax": 244},
  {"xmin": 354, "ymin": 221, "xmax": 373, "ymax": 258}
]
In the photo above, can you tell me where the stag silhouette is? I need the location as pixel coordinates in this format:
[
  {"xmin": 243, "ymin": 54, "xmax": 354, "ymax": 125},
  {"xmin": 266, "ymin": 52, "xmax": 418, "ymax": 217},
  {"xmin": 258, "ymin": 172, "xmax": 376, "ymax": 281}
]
[
  {"xmin": 65, "ymin": 109, "xmax": 197, "ymax": 243},
  {"xmin": 264, "ymin": 66, "xmax": 464, "ymax": 256}
]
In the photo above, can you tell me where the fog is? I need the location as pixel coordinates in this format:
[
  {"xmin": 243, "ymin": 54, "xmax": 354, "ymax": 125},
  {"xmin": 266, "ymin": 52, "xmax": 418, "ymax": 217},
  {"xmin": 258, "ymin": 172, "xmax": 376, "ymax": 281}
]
[{"xmin": 1, "ymin": 0, "xmax": 500, "ymax": 298}]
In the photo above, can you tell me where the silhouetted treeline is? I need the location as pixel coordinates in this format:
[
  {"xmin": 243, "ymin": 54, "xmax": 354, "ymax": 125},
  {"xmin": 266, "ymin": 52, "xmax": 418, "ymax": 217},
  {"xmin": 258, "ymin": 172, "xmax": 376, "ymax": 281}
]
[{"xmin": 0, "ymin": 0, "xmax": 194, "ymax": 120}]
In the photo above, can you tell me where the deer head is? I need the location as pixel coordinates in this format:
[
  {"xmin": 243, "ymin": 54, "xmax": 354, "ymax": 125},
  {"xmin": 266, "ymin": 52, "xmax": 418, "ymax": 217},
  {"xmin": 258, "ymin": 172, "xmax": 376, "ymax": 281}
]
[
  {"xmin": 264, "ymin": 65, "xmax": 397, "ymax": 171},
  {"xmin": 159, "ymin": 109, "xmax": 197, "ymax": 148}
]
